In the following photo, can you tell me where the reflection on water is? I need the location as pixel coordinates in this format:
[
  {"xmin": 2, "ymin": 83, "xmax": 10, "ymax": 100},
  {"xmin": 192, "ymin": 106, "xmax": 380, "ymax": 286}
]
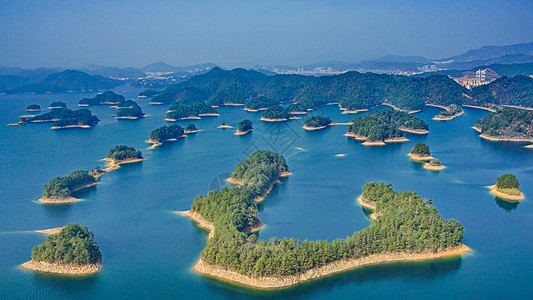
[{"xmin": 494, "ymin": 197, "xmax": 519, "ymax": 211}]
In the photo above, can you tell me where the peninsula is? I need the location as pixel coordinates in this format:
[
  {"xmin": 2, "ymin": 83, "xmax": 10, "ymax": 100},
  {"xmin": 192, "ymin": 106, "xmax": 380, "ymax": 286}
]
[
  {"xmin": 21, "ymin": 223, "xmax": 102, "ymax": 275},
  {"xmin": 39, "ymin": 170, "xmax": 98, "ymax": 204},
  {"xmin": 473, "ymin": 108, "xmax": 533, "ymax": 142},
  {"xmin": 148, "ymin": 124, "xmax": 186, "ymax": 148},
  {"xmin": 432, "ymin": 104, "xmax": 464, "ymax": 121},
  {"xmin": 181, "ymin": 151, "xmax": 467, "ymax": 289},
  {"xmin": 235, "ymin": 119, "xmax": 254, "ymax": 135},
  {"xmin": 490, "ymin": 173, "xmax": 524, "ymax": 201},
  {"xmin": 303, "ymin": 115, "xmax": 332, "ymax": 130}
]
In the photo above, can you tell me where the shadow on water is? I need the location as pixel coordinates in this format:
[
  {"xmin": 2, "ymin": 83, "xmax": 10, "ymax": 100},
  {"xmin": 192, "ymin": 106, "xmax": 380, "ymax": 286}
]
[
  {"xmin": 31, "ymin": 271, "xmax": 99, "ymax": 294},
  {"xmin": 202, "ymin": 256, "xmax": 463, "ymax": 299},
  {"xmin": 494, "ymin": 197, "xmax": 519, "ymax": 211}
]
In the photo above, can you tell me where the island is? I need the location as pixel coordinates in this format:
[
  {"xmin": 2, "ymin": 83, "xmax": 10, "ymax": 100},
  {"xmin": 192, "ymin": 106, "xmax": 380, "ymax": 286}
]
[
  {"xmin": 408, "ymin": 142, "xmax": 434, "ymax": 161},
  {"xmin": 260, "ymin": 106, "xmax": 291, "ymax": 122},
  {"xmin": 49, "ymin": 101, "xmax": 67, "ymax": 109},
  {"xmin": 245, "ymin": 96, "xmax": 280, "ymax": 111},
  {"xmin": 346, "ymin": 109, "xmax": 428, "ymax": 145},
  {"xmin": 26, "ymin": 104, "xmax": 41, "ymax": 112},
  {"xmin": 185, "ymin": 123, "xmax": 200, "ymax": 134},
  {"xmin": 473, "ymin": 107, "xmax": 533, "ymax": 142},
  {"xmin": 79, "ymin": 91, "xmax": 125, "ymax": 106},
  {"xmin": 39, "ymin": 170, "xmax": 99, "ymax": 204},
  {"xmin": 18, "ymin": 108, "xmax": 100, "ymax": 129},
  {"xmin": 21, "ymin": 223, "xmax": 102, "ymax": 275},
  {"xmin": 112, "ymin": 99, "xmax": 136, "ymax": 109},
  {"xmin": 490, "ymin": 173, "xmax": 524, "ymax": 201},
  {"xmin": 432, "ymin": 104, "xmax": 464, "ymax": 121},
  {"xmin": 166, "ymin": 101, "xmax": 218, "ymax": 121},
  {"xmin": 138, "ymin": 89, "xmax": 160, "ymax": 98},
  {"xmin": 423, "ymin": 159, "xmax": 446, "ymax": 171},
  {"xmin": 303, "ymin": 115, "xmax": 332, "ymax": 130},
  {"xmin": 235, "ymin": 119, "xmax": 254, "ymax": 135},
  {"xmin": 180, "ymin": 151, "xmax": 467, "ymax": 289},
  {"xmin": 148, "ymin": 124, "xmax": 186, "ymax": 148},
  {"xmin": 217, "ymin": 122, "xmax": 233, "ymax": 129},
  {"xmin": 103, "ymin": 145, "xmax": 145, "ymax": 170},
  {"xmin": 114, "ymin": 101, "xmax": 146, "ymax": 119}
]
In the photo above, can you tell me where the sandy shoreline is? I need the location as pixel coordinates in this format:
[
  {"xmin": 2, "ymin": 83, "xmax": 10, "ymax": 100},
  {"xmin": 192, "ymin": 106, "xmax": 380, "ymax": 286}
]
[
  {"xmin": 362, "ymin": 140, "xmax": 386, "ymax": 146},
  {"xmin": 26, "ymin": 109, "xmax": 41, "ymax": 112},
  {"xmin": 289, "ymin": 111, "xmax": 308, "ymax": 115},
  {"xmin": 235, "ymin": 129, "xmax": 254, "ymax": 135},
  {"xmin": 382, "ymin": 103, "xmax": 421, "ymax": 114},
  {"xmin": 344, "ymin": 132, "xmax": 368, "ymax": 140},
  {"xmin": 302, "ymin": 125, "xmax": 328, "ymax": 131},
  {"xmin": 51, "ymin": 125, "xmax": 92, "ymax": 129},
  {"xmin": 423, "ymin": 162, "xmax": 446, "ymax": 171},
  {"xmin": 398, "ymin": 127, "xmax": 429, "ymax": 134},
  {"xmin": 463, "ymin": 105, "xmax": 497, "ymax": 112},
  {"xmin": 408, "ymin": 153, "xmax": 434, "ymax": 161},
  {"xmin": 384, "ymin": 137, "xmax": 409, "ymax": 143},
  {"xmin": 226, "ymin": 171, "xmax": 291, "ymax": 203},
  {"xmin": 217, "ymin": 124, "xmax": 234, "ymax": 129},
  {"xmin": 101, "ymin": 157, "xmax": 146, "ymax": 173},
  {"xmin": 21, "ymin": 259, "xmax": 101, "ymax": 275},
  {"xmin": 198, "ymin": 113, "xmax": 220, "ymax": 117},
  {"xmin": 260, "ymin": 117, "xmax": 288, "ymax": 122},
  {"xmin": 147, "ymin": 136, "xmax": 186, "ymax": 149},
  {"xmin": 149, "ymin": 102, "xmax": 165, "ymax": 105},
  {"xmin": 32, "ymin": 227, "xmax": 65, "ymax": 235},
  {"xmin": 115, "ymin": 115, "xmax": 147, "ymax": 120},
  {"xmin": 432, "ymin": 110, "xmax": 464, "ymax": 121},
  {"xmin": 489, "ymin": 185, "xmax": 524, "ymax": 201}
]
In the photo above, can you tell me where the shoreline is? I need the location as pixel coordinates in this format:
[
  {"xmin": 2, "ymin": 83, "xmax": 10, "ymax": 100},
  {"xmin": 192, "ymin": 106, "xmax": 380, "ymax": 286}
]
[
  {"xmin": 302, "ymin": 125, "xmax": 328, "ymax": 131},
  {"xmin": 473, "ymin": 126, "xmax": 533, "ymax": 142},
  {"xmin": 235, "ymin": 129, "xmax": 254, "ymax": 135},
  {"xmin": 344, "ymin": 132, "xmax": 367, "ymax": 140},
  {"xmin": 384, "ymin": 137, "xmax": 408, "ymax": 143},
  {"xmin": 362, "ymin": 140, "xmax": 386, "ymax": 146},
  {"xmin": 198, "ymin": 113, "xmax": 220, "ymax": 117},
  {"xmin": 423, "ymin": 162, "xmax": 446, "ymax": 171},
  {"xmin": 398, "ymin": 127, "xmax": 429, "ymax": 134},
  {"xmin": 489, "ymin": 185, "xmax": 524, "ymax": 201},
  {"xmin": 260, "ymin": 117, "xmax": 288, "ymax": 122},
  {"xmin": 147, "ymin": 136, "xmax": 186, "ymax": 149},
  {"xmin": 463, "ymin": 104, "xmax": 497, "ymax": 112},
  {"xmin": 101, "ymin": 157, "xmax": 146, "ymax": 173},
  {"xmin": 115, "ymin": 115, "xmax": 147, "ymax": 120},
  {"xmin": 38, "ymin": 181, "xmax": 99, "ymax": 204},
  {"xmin": 21, "ymin": 259, "xmax": 101, "ymax": 276},
  {"xmin": 51, "ymin": 124, "xmax": 92, "ymax": 129},
  {"xmin": 408, "ymin": 153, "xmax": 434, "ymax": 161},
  {"xmin": 226, "ymin": 171, "xmax": 291, "ymax": 203},
  {"xmin": 217, "ymin": 124, "xmax": 234, "ymax": 129},
  {"xmin": 382, "ymin": 103, "xmax": 421, "ymax": 114},
  {"xmin": 32, "ymin": 227, "xmax": 65, "ymax": 235},
  {"xmin": 223, "ymin": 102, "xmax": 245, "ymax": 106}
]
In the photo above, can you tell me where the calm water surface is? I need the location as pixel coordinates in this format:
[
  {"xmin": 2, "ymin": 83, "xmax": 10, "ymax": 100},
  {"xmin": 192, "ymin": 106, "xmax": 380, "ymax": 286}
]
[{"xmin": 1, "ymin": 87, "xmax": 532, "ymax": 299}]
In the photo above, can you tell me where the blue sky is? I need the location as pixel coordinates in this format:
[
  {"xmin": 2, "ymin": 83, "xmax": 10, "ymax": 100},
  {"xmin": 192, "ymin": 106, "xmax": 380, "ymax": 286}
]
[{"xmin": 1, "ymin": 0, "xmax": 532, "ymax": 68}]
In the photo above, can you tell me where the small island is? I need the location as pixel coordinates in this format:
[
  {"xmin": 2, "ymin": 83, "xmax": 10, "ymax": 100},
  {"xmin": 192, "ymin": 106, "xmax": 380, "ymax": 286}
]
[
  {"xmin": 39, "ymin": 170, "xmax": 99, "ymax": 204},
  {"xmin": 103, "ymin": 145, "xmax": 145, "ymax": 170},
  {"xmin": 18, "ymin": 108, "xmax": 100, "ymax": 129},
  {"xmin": 148, "ymin": 124, "xmax": 186, "ymax": 148},
  {"xmin": 166, "ymin": 101, "xmax": 218, "ymax": 121},
  {"xmin": 235, "ymin": 119, "xmax": 254, "ymax": 135},
  {"xmin": 217, "ymin": 122, "xmax": 233, "ymax": 129},
  {"xmin": 244, "ymin": 96, "xmax": 280, "ymax": 111},
  {"xmin": 181, "ymin": 152, "xmax": 467, "ymax": 289},
  {"xmin": 21, "ymin": 223, "xmax": 102, "ymax": 275},
  {"xmin": 423, "ymin": 159, "xmax": 446, "ymax": 171},
  {"xmin": 432, "ymin": 104, "xmax": 464, "ymax": 121},
  {"xmin": 346, "ymin": 109, "xmax": 427, "ymax": 145},
  {"xmin": 114, "ymin": 101, "xmax": 146, "ymax": 119},
  {"xmin": 49, "ymin": 101, "xmax": 67, "ymax": 109},
  {"xmin": 79, "ymin": 91, "xmax": 125, "ymax": 106},
  {"xmin": 184, "ymin": 123, "xmax": 200, "ymax": 134},
  {"xmin": 408, "ymin": 143, "xmax": 434, "ymax": 161},
  {"xmin": 26, "ymin": 104, "xmax": 41, "ymax": 112},
  {"xmin": 303, "ymin": 115, "xmax": 332, "ymax": 130},
  {"xmin": 490, "ymin": 173, "xmax": 524, "ymax": 201},
  {"xmin": 260, "ymin": 106, "xmax": 291, "ymax": 122},
  {"xmin": 473, "ymin": 108, "xmax": 533, "ymax": 142}
]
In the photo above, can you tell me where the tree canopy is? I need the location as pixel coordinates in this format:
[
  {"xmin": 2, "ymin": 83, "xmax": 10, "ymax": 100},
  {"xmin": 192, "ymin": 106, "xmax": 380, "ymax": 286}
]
[
  {"xmin": 411, "ymin": 143, "xmax": 430, "ymax": 156},
  {"xmin": 304, "ymin": 115, "xmax": 332, "ymax": 127},
  {"xmin": 497, "ymin": 174, "xmax": 520, "ymax": 189},
  {"xmin": 42, "ymin": 170, "xmax": 96, "ymax": 198},
  {"xmin": 107, "ymin": 145, "xmax": 143, "ymax": 161},
  {"xmin": 474, "ymin": 107, "xmax": 533, "ymax": 140},
  {"xmin": 149, "ymin": 125, "xmax": 185, "ymax": 142},
  {"xmin": 238, "ymin": 119, "xmax": 253, "ymax": 132}
]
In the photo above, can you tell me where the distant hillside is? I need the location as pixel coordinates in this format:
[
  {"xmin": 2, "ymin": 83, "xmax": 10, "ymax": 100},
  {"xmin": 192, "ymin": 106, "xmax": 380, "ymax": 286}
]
[
  {"xmin": 5, "ymin": 70, "xmax": 121, "ymax": 94},
  {"xmin": 442, "ymin": 42, "xmax": 533, "ymax": 62},
  {"xmin": 80, "ymin": 66, "xmax": 145, "ymax": 79},
  {"xmin": 142, "ymin": 62, "xmax": 218, "ymax": 73}
]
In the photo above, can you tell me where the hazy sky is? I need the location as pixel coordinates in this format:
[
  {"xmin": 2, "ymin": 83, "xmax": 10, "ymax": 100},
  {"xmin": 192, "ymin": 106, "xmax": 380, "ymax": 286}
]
[{"xmin": 1, "ymin": 0, "xmax": 532, "ymax": 68}]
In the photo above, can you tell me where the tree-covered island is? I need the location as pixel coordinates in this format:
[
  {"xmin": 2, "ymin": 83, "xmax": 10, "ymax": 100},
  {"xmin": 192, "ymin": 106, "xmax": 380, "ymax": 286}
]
[
  {"xmin": 236, "ymin": 119, "xmax": 254, "ymax": 135},
  {"xmin": 166, "ymin": 101, "xmax": 218, "ymax": 121},
  {"xmin": 39, "ymin": 170, "xmax": 99, "ymax": 204},
  {"xmin": 185, "ymin": 123, "xmax": 199, "ymax": 134},
  {"xmin": 21, "ymin": 223, "xmax": 102, "ymax": 275},
  {"xmin": 179, "ymin": 151, "xmax": 468, "ymax": 289},
  {"xmin": 49, "ymin": 101, "xmax": 67, "ymax": 109},
  {"xmin": 490, "ymin": 173, "xmax": 524, "ymax": 201},
  {"xmin": 260, "ymin": 106, "xmax": 291, "ymax": 122},
  {"xmin": 346, "ymin": 109, "xmax": 428, "ymax": 145},
  {"xmin": 20, "ymin": 108, "xmax": 100, "ymax": 129},
  {"xmin": 303, "ymin": 115, "xmax": 333, "ymax": 130},
  {"xmin": 26, "ymin": 104, "xmax": 41, "ymax": 112},
  {"xmin": 473, "ymin": 107, "xmax": 533, "ymax": 142},
  {"xmin": 114, "ymin": 101, "xmax": 146, "ymax": 119},
  {"xmin": 104, "ymin": 145, "xmax": 144, "ymax": 165},
  {"xmin": 148, "ymin": 124, "xmax": 186, "ymax": 148},
  {"xmin": 409, "ymin": 142, "xmax": 434, "ymax": 161},
  {"xmin": 79, "ymin": 91, "xmax": 125, "ymax": 106}
]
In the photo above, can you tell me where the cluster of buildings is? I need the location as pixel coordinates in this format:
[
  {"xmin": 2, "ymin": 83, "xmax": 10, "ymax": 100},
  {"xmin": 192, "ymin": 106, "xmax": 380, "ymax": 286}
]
[{"xmin": 452, "ymin": 68, "xmax": 499, "ymax": 89}]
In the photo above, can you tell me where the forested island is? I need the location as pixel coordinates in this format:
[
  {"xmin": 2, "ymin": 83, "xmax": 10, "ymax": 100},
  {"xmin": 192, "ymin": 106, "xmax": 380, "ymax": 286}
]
[
  {"xmin": 303, "ymin": 115, "xmax": 332, "ymax": 130},
  {"xmin": 39, "ymin": 170, "xmax": 99, "ymax": 204},
  {"xmin": 79, "ymin": 91, "xmax": 125, "ymax": 106},
  {"xmin": 185, "ymin": 123, "xmax": 200, "ymax": 134},
  {"xmin": 180, "ymin": 151, "xmax": 467, "ymax": 289},
  {"xmin": 26, "ymin": 104, "xmax": 41, "ymax": 112},
  {"xmin": 113, "ymin": 99, "xmax": 136, "ymax": 109},
  {"xmin": 49, "ymin": 101, "xmax": 67, "ymax": 109},
  {"xmin": 236, "ymin": 119, "xmax": 254, "ymax": 135},
  {"xmin": 260, "ymin": 106, "xmax": 291, "ymax": 121},
  {"xmin": 432, "ymin": 104, "xmax": 464, "ymax": 121},
  {"xmin": 148, "ymin": 124, "xmax": 186, "ymax": 148},
  {"xmin": 408, "ymin": 143, "xmax": 433, "ymax": 161},
  {"xmin": 104, "ymin": 145, "xmax": 144, "ymax": 167},
  {"xmin": 490, "ymin": 173, "xmax": 524, "ymax": 201},
  {"xmin": 473, "ymin": 107, "xmax": 533, "ymax": 142},
  {"xmin": 115, "ymin": 101, "xmax": 146, "ymax": 119},
  {"xmin": 21, "ymin": 223, "xmax": 102, "ymax": 275},
  {"xmin": 166, "ymin": 101, "xmax": 218, "ymax": 121},
  {"xmin": 245, "ymin": 96, "xmax": 280, "ymax": 111},
  {"xmin": 18, "ymin": 108, "xmax": 100, "ymax": 129},
  {"xmin": 346, "ymin": 109, "xmax": 428, "ymax": 145}
]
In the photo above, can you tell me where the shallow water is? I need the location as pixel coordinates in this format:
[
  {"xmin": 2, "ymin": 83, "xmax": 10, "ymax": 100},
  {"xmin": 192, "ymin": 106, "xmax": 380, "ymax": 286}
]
[{"xmin": 1, "ymin": 87, "xmax": 532, "ymax": 299}]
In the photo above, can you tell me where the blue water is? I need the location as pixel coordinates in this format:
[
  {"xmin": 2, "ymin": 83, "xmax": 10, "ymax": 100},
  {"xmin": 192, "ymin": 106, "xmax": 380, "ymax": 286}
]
[{"xmin": 1, "ymin": 87, "xmax": 533, "ymax": 299}]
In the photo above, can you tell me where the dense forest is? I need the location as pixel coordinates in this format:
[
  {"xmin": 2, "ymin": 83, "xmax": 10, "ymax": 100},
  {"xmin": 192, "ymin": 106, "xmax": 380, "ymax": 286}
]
[
  {"xmin": 116, "ymin": 99, "xmax": 136, "ymax": 108},
  {"xmin": 208, "ymin": 85, "xmax": 247, "ymax": 106},
  {"xmin": 304, "ymin": 115, "xmax": 332, "ymax": 128},
  {"xmin": 42, "ymin": 170, "xmax": 97, "ymax": 198},
  {"xmin": 149, "ymin": 124, "xmax": 185, "ymax": 142},
  {"xmin": 469, "ymin": 75, "xmax": 533, "ymax": 108},
  {"xmin": 411, "ymin": 143, "xmax": 431, "ymax": 156},
  {"xmin": 348, "ymin": 109, "xmax": 428, "ymax": 142},
  {"xmin": 79, "ymin": 91, "xmax": 125, "ymax": 106},
  {"xmin": 237, "ymin": 119, "xmax": 253, "ymax": 132},
  {"xmin": 115, "ymin": 101, "xmax": 145, "ymax": 118},
  {"xmin": 31, "ymin": 223, "xmax": 101, "ymax": 265},
  {"xmin": 107, "ymin": 145, "xmax": 143, "ymax": 161},
  {"xmin": 261, "ymin": 106, "xmax": 290, "ymax": 120},
  {"xmin": 21, "ymin": 108, "xmax": 100, "ymax": 127},
  {"xmin": 474, "ymin": 107, "xmax": 533, "ymax": 140},
  {"xmin": 167, "ymin": 101, "xmax": 217, "ymax": 120},
  {"xmin": 245, "ymin": 96, "xmax": 280, "ymax": 110},
  {"xmin": 189, "ymin": 152, "xmax": 464, "ymax": 277}
]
